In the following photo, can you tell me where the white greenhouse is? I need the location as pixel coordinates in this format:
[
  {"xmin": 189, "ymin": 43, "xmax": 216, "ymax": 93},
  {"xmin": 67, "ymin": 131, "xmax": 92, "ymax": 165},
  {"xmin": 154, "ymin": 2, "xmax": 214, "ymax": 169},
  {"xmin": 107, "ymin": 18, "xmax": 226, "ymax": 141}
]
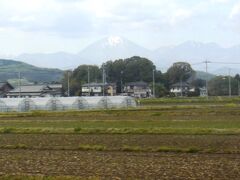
[{"xmin": 0, "ymin": 96, "xmax": 137, "ymax": 112}]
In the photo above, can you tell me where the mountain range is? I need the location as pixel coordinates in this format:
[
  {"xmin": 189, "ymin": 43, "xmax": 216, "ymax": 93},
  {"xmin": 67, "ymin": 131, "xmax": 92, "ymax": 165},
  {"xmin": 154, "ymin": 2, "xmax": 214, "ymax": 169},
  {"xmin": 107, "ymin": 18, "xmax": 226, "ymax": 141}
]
[{"xmin": 11, "ymin": 36, "xmax": 240, "ymax": 75}]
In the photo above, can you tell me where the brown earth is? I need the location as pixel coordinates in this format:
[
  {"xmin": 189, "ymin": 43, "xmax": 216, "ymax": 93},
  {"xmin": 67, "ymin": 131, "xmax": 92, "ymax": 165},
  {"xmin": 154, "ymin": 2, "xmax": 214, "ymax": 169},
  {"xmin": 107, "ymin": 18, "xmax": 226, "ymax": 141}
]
[
  {"xmin": 0, "ymin": 149, "xmax": 239, "ymax": 179},
  {"xmin": 0, "ymin": 134, "xmax": 240, "ymax": 153}
]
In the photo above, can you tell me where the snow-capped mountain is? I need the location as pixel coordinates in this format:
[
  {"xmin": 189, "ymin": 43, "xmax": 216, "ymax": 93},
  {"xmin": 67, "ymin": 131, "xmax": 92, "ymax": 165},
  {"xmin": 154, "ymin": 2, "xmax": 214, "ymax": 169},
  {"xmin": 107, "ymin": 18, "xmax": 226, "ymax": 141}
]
[
  {"xmin": 78, "ymin": 36, "xmax": 151, "ymax": 63},
  {"xmin": 14, "ymin": 37, "xmax": 240, "ymax": 74},
  {"xmin": 106, "ymin": 36, "xmax": 124, "ymax": 47},
  {"xmin": 15, "ymin": 36, "xmax": 151, "ymax": 69}
]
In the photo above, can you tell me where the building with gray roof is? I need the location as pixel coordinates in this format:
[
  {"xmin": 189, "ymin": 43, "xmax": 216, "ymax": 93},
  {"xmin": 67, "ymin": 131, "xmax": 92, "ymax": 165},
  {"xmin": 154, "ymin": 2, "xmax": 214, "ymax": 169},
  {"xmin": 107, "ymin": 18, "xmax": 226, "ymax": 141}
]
[{"xmin": 7, "ymin": 85, "xmax": 57, "ymax": 98}]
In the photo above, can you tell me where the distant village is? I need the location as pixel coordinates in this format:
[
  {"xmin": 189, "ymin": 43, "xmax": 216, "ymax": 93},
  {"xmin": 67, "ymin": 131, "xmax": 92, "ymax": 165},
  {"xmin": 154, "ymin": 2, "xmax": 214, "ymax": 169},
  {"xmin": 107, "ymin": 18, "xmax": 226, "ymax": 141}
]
[
  {"xmin": 0, "ymin": 80, "xmax": 207, "ymax": 99},
  {"xmin": 0, "ymin": 56, "xmax": 239, "ymax": 99}
]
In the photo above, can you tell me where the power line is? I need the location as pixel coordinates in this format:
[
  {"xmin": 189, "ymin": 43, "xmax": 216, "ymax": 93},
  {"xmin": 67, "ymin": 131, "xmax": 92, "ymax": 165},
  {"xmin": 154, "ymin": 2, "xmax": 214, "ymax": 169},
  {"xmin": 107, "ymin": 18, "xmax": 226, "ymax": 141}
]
[
  {"xmin": 190, "ymin": 61, "xmax": 240, "ymax": 66},
  {"xmin": 191, "ymin": 62, "xmax": 205, "ymax": 66},
  {"xmin": 210, "ymin": 62, "xmax": 240, "ymax": 65}
]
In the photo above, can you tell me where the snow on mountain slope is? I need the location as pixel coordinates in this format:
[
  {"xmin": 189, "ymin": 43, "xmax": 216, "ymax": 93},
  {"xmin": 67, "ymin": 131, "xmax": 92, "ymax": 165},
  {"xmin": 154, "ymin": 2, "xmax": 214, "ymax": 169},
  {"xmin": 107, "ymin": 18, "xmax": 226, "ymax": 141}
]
[{"xmin": 78, "ymin": 36, "xmax": 151, "ymax": 62}]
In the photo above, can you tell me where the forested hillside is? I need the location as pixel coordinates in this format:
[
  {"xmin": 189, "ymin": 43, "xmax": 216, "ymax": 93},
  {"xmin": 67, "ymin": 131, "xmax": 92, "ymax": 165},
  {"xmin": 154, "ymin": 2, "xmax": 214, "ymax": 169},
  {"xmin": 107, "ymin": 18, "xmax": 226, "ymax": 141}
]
[{"xmin": 0, "ymin": 59, "xmax": 63, "ymax": 83}]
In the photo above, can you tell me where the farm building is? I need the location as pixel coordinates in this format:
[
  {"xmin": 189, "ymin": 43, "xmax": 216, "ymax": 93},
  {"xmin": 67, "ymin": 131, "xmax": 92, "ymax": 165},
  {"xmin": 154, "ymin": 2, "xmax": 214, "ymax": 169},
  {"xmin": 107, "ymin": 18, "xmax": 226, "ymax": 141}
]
[
  {"xmin": 6, "ymin": 84, "xmax": 64, "ymax": 98},
  {"xmin": 0, "ymin": 96, "xmax": 136, "ymax": 112}
]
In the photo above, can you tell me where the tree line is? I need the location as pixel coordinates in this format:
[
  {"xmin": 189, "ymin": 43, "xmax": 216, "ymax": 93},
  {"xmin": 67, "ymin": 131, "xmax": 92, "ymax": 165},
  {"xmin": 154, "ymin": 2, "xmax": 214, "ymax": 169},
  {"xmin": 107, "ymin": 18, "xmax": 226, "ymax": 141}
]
[{"xmin": 62, "ymin": 56, "xmax": 240, "ymax": 97}]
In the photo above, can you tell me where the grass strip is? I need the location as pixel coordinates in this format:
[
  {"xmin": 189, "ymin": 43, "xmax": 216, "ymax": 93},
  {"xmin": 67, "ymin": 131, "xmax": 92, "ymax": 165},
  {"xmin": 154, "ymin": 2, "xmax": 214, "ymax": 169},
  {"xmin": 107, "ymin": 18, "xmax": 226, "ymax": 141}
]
[
  {"xmin": 0, "ymin": 104, "xmax": 238, "ymax": 118},
  {"xmin": 140, "ymin": 97, "xmax": 240, "ymax": 105},
  {"xmin": 0, "ymin": 144, "xmax": 238, "ymax": 154},
  {"xmin": 0, "ymin": 127, "xmax": 240, "ymax": 135}
]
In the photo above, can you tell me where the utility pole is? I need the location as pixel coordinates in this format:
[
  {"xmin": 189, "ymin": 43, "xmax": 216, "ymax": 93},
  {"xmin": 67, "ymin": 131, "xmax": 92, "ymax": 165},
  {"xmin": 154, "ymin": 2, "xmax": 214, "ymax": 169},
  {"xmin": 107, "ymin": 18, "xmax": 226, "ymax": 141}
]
[
  {"xmin": 180, "ymin": 76, "xmax": 183, "ymax": 97},
  {"xmin": 152, "ymin": 69, "xmax": 155, "ymax": 98},
  {"xmin": 18, "ymin": 72, "xmax": 21, "ymax": 98},
  {"xmin": 102, "ymin": 64, "xmax": 105, "ymax": 96},
  {"xmin": 120, "ymin": 70, "xmax": 123, "ymax": 94},
  {"xmin": 229, "ymin": 68, "xmax": 231, "ymax": 97},
  {"xmin": 67, "ymin": 71, "xmax": 70, "ymax": 97},
  {"xmin": 88, "ymin": 66, "xmax": 90, "ymax": 96},
  {"xmin": 204, "ymin": 60, "xmax": 211, "ymax": 99}
]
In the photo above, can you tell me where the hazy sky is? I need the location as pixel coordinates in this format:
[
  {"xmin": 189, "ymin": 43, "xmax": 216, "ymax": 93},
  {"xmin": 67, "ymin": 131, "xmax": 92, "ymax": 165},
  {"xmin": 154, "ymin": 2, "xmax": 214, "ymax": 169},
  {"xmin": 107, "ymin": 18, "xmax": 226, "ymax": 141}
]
[{"xmin": 0, "ymin": 0, "xmax": 240, "ymax": 55}]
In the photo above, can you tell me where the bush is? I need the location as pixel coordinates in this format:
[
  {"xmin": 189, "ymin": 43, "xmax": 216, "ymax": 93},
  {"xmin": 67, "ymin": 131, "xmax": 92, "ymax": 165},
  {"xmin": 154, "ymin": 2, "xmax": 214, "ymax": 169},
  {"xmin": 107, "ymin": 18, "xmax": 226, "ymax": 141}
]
[
  {"xmin": 225, "ymin": 103, "xmax": 238, "ymax": 108},
  {"xmin": 78, "ymin": 144, "xmax": 106, "ymax": 151},
  {"xmin": 2, "ymin": 128, "xmax": 13, "ymax": 134},
  {"xmin": 74, "ymin": 127, "xmax": 82, "ymax": 132}
]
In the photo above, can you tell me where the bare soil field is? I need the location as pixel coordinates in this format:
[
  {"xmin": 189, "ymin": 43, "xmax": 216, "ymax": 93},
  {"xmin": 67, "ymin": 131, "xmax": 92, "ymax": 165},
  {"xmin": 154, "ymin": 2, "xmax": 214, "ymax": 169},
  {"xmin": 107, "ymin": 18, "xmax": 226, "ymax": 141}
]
[
  {"xmin": 0, "ymin": 149, "xmax": 239, "ymax": 179},
  {"xmin": 0, "ymin": 134, "xmax": 240, "ymax": 153}
]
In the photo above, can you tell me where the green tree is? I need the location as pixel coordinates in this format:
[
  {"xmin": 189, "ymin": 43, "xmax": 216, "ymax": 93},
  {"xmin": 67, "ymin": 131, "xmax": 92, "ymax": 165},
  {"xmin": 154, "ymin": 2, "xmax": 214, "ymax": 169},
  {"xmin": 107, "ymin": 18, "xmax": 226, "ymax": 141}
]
[
  {"xmin": 191, "ymin": 79, "xmax": 205, "ymax": 88},
  {"xmin": 72, "ymin": 65, "xmax": 101, "ymax": 83},
  {"xmin": 62, "ymin": 57, "xmax": 165, "ymax": 96},
  {"xmin": 234, "ymin": 74, "xmax": 240, "ymax": 96},
  {"xmin": 152, "ymin": 83, "xmax": 168, "ymax": 97},
  {"xmin": 124, "ymin": 56, "xmax": 155, "ymax": 82},
  {"xmin": 166, "ymin": 62, "xmax": 195, "ymax": 85},
  {"xmin": 208, "ymin": 76, "xmax": 238, "ymax": 96},
  {"xmin": 235, "ymin": 74, "xmax": 240, "ymax": 81},
  {"xmin": 104, "ymin": 56, "xmax": 156, "ymax": 83},
  {"xmin": 104, "ymin": 56, "xmax": 164, "ymax": 93},
  {"xmin": 62, "ymin": 65, "xmax": 101, "ymax": 96}
]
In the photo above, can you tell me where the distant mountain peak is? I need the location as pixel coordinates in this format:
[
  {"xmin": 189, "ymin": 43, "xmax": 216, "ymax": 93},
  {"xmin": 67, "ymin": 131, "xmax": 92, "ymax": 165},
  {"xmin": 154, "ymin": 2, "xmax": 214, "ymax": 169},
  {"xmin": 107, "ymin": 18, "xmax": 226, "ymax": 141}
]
[
  {"xmin": 76, "ymin": 36, "xmax": 151, "ymax": 64},
  {"xmin": 178, "ymin": 41, "xmax": 205, "ymax": 48},
  {"xmin": 14, "ymin": 38, "xmax": 240, "ymax": 74},
  {"xmin": 178, "ymin": 41, "xmax": 221, "ymax": 49},
  {"xmin": 106, "ymin": 36, "xmax": 124, "ymax": 47}
]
